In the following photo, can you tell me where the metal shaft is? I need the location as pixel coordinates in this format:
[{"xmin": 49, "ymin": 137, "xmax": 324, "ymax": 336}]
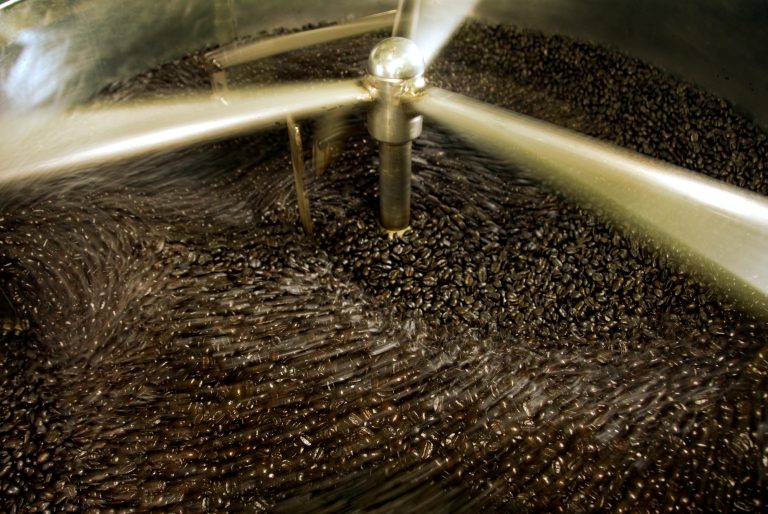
[
  {"xmin": 365, "ymin": 37, "xmax": 426, "ymax": 231},
  {"xmin": 392, "ymin": 0, "xmax": 421, "ymax": 38},
  {"xmin": 379, "ymin": 142, "xmax": 412, "ymax": 230}
]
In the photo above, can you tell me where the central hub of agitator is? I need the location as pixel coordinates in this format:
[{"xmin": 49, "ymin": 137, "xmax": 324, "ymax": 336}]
[{"xmin": 365, "ymin": 37, "xmax": 426, "ymax": 232}]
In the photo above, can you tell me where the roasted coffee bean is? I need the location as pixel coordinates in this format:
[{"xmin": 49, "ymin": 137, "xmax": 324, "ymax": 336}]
[{"xmin": 1, "ymin": 21, "xmax": 767, "ymax": 513}]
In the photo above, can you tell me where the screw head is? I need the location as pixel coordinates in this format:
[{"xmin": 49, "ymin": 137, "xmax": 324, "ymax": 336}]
[{"xmin": 368, "ymin": 37, "xmax": 426, "ymax": 81}]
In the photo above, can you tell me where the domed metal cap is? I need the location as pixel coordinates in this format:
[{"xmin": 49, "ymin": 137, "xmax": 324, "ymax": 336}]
[{"xmin": 368, "ymin": 37, "xmax": 426, "ymax": 80}]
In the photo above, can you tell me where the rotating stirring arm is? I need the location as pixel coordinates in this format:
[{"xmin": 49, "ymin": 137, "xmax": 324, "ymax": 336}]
[
  {"xmin": 415, "ymin": 87, "xmax": 768, "ymax": 313},
  {"xmin": 0, "ymin": 80, "xmax": 370, "ymax": 185}
]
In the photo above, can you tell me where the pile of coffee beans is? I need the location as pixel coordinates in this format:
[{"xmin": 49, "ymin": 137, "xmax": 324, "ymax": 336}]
[{"xmin": 1, "ymin": 22, "xmax": 766, "ymax": 512}]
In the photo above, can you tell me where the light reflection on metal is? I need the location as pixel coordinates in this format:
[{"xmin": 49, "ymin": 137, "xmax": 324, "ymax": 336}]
[
  {"xmin": 416, "ymin": 87, "xmax": 768, "ymax": 312},
  {"xmin": 287, "ymin": 116, "xmax": 314, "ymax": 238},
  {"xmin": 0, "ymin": 0, "xmax": 24, "ymax": 11},
  {"xmin": 366, "ymin": 37, "xmax": 426, "ymax": 231},
  {"xmin": 0, "ymin": 80, "xmax": 371, "ymax": 185},
  {"xmin": 392, "ymin": 0, "xmax": 421, "ymax": 39},
  {"xmin": 312, "ymin": 106, "xmax": 352, "ymax": 176},
  {"xmin": 368, "ymin": 36, "xmax": 427, "ymax": 80},
  {"xmin": 407, "ymin": 0, "xmax": 479, "ymax": 66},
  {"xmin": 207, "ymin": 10, "xmax": 397, "ymax": 69},
  {"xmin": 3, "ymin": 29, "xmax": 74, "ymax": 111},
  {"xmin": 211, "ymin": 70, "xmax": 230, "ymax": 99}
]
